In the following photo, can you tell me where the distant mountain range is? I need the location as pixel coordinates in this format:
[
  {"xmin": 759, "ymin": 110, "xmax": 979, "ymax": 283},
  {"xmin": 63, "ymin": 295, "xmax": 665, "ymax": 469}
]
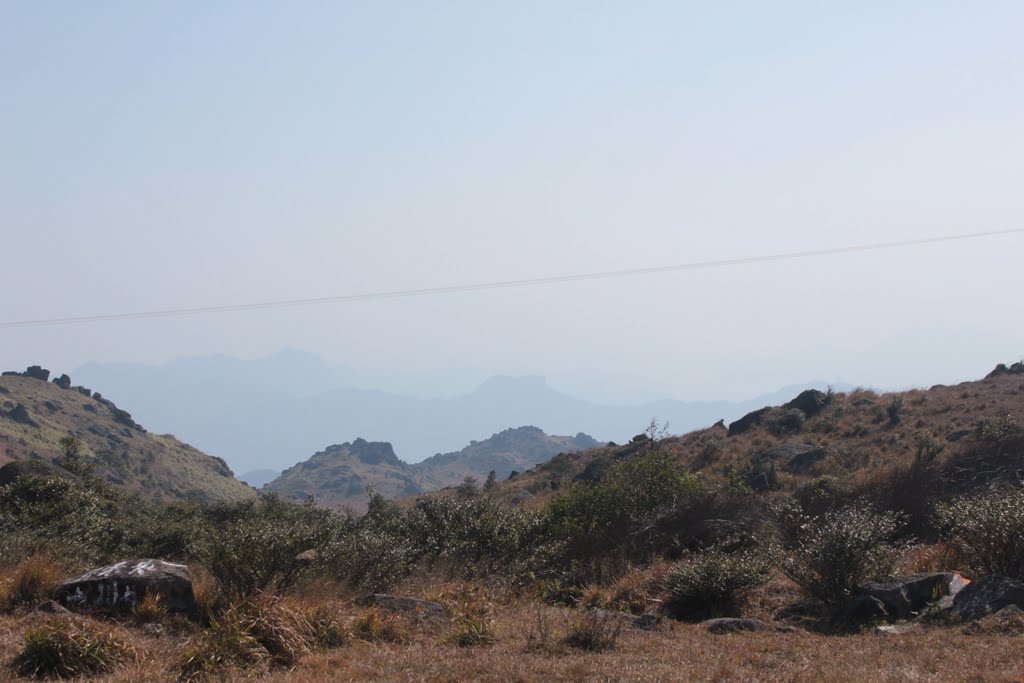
[
  {"xmin": 73, "ymin": 350, "xmax": 851, "ymax": 473},
  {"xmin": 263, "ymin": 426, "xmax": 600, "ymax": 511}
]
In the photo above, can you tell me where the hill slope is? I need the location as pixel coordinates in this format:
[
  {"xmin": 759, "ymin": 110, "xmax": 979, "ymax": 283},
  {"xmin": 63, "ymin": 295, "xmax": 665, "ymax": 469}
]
[
  {"xmin": 493, "ymin": 364, "xmax": 1024, "ymax": 508},
  {"xmin": 0, "ymin": 367, "xmax": 255, "ymax": 504},
  {"xmin": 265, "ymin": 426, "xmax": 600, "ymax": 511}
]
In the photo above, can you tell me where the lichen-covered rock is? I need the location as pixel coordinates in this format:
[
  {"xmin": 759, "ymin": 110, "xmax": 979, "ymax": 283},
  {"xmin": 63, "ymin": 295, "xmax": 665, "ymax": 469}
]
[{"xmin": 54, "ymin": 559, "xmax": 196, "ymax": 614}]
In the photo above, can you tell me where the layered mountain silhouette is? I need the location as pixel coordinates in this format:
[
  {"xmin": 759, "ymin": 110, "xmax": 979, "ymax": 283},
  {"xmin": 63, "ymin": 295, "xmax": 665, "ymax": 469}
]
[{"xmin": 74, "ymin": 351, "xmax": 849, "ymax": 473}]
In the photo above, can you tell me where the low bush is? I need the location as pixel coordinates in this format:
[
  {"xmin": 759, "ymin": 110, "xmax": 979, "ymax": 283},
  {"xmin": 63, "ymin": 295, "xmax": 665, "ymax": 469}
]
[
  {"xmin": 662, "ymin": 540, "xmax": 774, "ymax": 620},
  {"xmin": 781, "ymin": 503, "xmax": 906, "ymax": 610},
  {"xmin": 936, "ymin": 485, "xmax": 1024, "ymax": 580},
  {"xmin": 561, "ymin": 610, "xmax": 621, "ymax": 652},
  {"xmin": 11, "ymin": 618, "xmax": 135, "ymax": 680}
]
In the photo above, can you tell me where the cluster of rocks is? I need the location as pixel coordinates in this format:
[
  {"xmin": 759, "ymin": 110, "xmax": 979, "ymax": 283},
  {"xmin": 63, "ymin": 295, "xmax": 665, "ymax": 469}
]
[
  {"xmin": 0, "ymin": 365, "xmax": 145, "ymax": 432},
  {"xmin": 986, "ymin": 362, "xmax": 1024, "ymax": 378},
  {"xmin": 728, "ymin": 388, "xmax": 831, "ymax": 436}
]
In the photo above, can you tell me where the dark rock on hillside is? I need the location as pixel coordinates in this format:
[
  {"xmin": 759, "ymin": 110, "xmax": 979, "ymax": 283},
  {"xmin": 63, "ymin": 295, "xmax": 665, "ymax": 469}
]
[
  {"xmin": 0, "ymin": 460, "xmax": 81, "ymax": 487},
  {"xmin": 986, "ymin": 362, "xmax": 1024, "ymax": 378},
  {"xmin": 52, "ymin": 373, "xmax": 72, "ymax": 389},
  {"xmin": 1, "ymin": 371, "xmax": 20, "ymax": 377},
  {"xmin": 946, "ymin": 429, "xmax": 973, "ymax": 442},
  {"xmin": 784, "ymin": 389, "xmax": 830, "ymax": 418},
  {"xmin": 55, "ymin": 559, "xmax": 197, "ymax": 614},
  {"xmin": 703, "ymin": 618, "xmax": 796, "ymax": 634},
  {"xmin": 7, "ymin": 404, "xmax": 36, "ymax": 426},
  {"xmin": 950, "ymin": 576, "xmax": 1024, "ymax": 622},
  {"xmin": 74, "ymin": 386, "xmax": 92, "ymax": 397},
  {"xmin": 728, "ymin": 407, "xmax": 770, "ymax": 436},
  {"xmin": 589, "ymin": 608, "xmax": 661, "ymax": 631},
  {"xmin": 359, "ymin": 594, "xmax": 446, "ymax": 621},
  {"xmin": 837, "ymin": 594, "xmax": 889, "ymax": 624},
  {"xmin": 752, "ymin": 443, "xmax": 827, "ymax": 474},
  {"xmin": 855, "ymin": 573, "xmax": 954, "ymax": 620},
  {"xmin": 24, "ymin": 366, "xmax": 51, "ymax": 381}
]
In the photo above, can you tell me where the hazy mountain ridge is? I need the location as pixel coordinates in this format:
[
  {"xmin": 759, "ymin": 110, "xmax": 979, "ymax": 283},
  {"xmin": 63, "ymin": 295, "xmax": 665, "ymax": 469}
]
[
  {"xmin": 73, "ymin": 351, "xmax": 851, "ymax": 473},
  {"xmin": 0, "ymin": 368, "xmax": 255, "ymax": 504},
  {"xmin": 264, "ymin": 426, "xmax": 601, "ymax": 511}
]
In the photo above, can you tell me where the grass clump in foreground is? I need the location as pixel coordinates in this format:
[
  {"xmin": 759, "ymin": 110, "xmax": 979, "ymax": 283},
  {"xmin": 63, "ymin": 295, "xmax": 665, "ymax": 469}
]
[
  {"xmin": 561, "ymin": 609, "xmax": 622, "ymax": 652},
  {"xmin": 11, "ymin": 618, "xmax": 135, "ymax": 680},
  {"xmin": 1, "ymin": 554, "xmax": 63, "ymax": 612},
  {"xmin": 180, "ymin": 596, "xmax": 345, "ymax": 681},
  {"xmin": 352, "ymin": 606, "xmax": 410, "ymax": 643}
]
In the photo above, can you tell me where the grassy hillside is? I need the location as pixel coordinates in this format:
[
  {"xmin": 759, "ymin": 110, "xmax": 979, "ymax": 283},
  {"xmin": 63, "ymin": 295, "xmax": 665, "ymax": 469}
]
[
  {"xmin": 493, "ymin": 364, "xmax": 1024, "ymax": 510},
  {"xmin": 265, "ymin": 427, "xmax": 600, "ymax": 511},
  {"xmin": 264, "ymin": 438, "xmax": 425, "ymax": 511},
  {"xmin": 0, "ymin": 369, "xmax": 254, "ymax": 504}
]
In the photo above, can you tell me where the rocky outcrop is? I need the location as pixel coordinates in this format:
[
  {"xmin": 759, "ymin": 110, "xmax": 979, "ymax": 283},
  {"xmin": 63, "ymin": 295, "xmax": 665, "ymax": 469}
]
[
  {"xmin": 986, "ymin": 362, "xmax": 1024, "ymax": 379},
  {"xmin": 950, "ymin": 575, "xmax": 1024, "ymax": 622},
  {"xmin": 52, "ymin": 374, "xmax": 72, "ymax": 389},
  {"xmin": 752, "ymin": 443, "xmax": 828, "ymax": 474},
  {"xmin": 784, "ymin": 389, "xmax": 830, "ymax": 418},
  {"xmin": 24, "ymin": 366, "xmax": 51, "ymax": 381},
  {"xmin": 54, "ymin": 559, "xmax": 196, "ymax": 614},
  {"xmin": 7, "ymin": 404, "xmax": 36, "ymax": 426},
  {"xmin": 728, "ymin": 407, "xmax": 771, "ymax": 436}
]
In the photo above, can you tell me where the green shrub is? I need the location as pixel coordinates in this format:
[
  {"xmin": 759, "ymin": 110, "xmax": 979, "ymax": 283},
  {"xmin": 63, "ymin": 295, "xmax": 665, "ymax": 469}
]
[
  {"xmin": 782, "ymin": 503, "xmax": 906, "ymax": 609},
  {"xmin": 886, "ymin": 396, "xmax": 904, "ymax": 425},
  {"xmin": 196, "ymin": 495, "xmax": 347, "ymax": 599},
  {"xmin": 11, "ymin": 618, "xmax": 135, "ymax": 680},
  {"xmin": 937, "ymin": 485, "xmax": 1024, "ymax": 580},
  {"xmin": 662, "ymin": 541, "xmax": 774, "ymax": 620}
]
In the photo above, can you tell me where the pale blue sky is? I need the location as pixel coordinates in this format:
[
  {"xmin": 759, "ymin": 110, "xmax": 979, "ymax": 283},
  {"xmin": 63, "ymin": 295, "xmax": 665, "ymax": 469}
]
[{"xmin": 2, "ymin": 2, "xmax": 1022, "ymax": 401}]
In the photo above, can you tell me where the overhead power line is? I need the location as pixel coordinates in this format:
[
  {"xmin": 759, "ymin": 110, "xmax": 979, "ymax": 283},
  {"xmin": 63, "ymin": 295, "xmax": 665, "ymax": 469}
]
[{"xmin": 2, "ymin": 228, "xmax": 1021, "ymax": 329}]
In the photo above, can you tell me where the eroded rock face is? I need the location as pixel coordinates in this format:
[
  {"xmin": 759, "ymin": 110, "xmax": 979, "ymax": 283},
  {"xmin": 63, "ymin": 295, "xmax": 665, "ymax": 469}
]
[
  {"xmin": 54, "ymin": 559, "xmax": 196, "ymax": 614},
  {"xmin": 728, "ymin": 407, "xmax": 771, "ymax": 436},
  {"xmin": 24, "ymin": 366, "xmax": 51, "ymax": 382}
]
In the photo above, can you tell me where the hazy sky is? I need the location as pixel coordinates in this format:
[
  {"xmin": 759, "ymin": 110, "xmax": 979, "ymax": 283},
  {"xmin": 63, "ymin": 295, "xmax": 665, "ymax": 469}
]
[{"xmin": 2, "ymin": 2, "xmax": 1022, "ymax": 402}]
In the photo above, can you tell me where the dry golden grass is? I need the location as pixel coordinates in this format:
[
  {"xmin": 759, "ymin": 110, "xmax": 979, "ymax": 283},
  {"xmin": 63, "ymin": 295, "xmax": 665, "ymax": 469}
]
[{"xmin": 5, "ymin": 599, "xmax": 1024, "ymax": 682}]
